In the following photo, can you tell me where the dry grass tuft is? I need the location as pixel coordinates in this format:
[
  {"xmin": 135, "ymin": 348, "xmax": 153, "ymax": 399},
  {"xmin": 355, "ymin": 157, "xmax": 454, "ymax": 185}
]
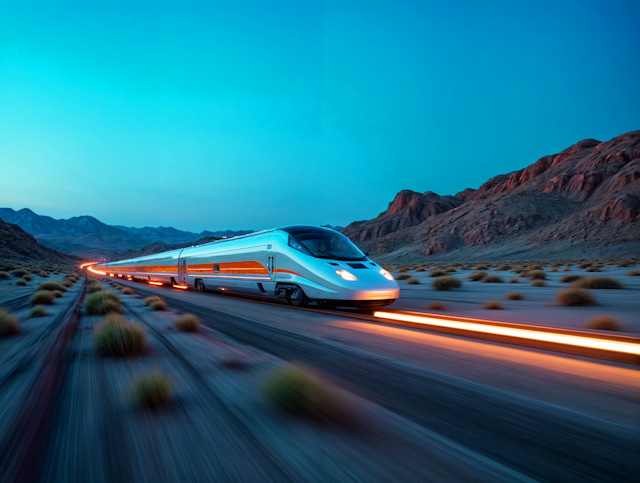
[
  {"xmin": 395, "ymin": 273, "xmax": 410, "ymax": 280},
  {"xmin": 30, "ymin": 290, "xmax": 55, "ymax": 305},
  {"xmin": 131, "ymin": 371, "xmax": 171, "ymax": 409},
  {"xmin": 626, "ymin": 270, "xmax": 640, "ymax": 276},
  {"xmin": 262, "ymin": 364, "xmax": 355, "ymax": 423},
  {"xmin": 586, "ymin": 316, "xmax": 622, "ymax": 331},
  {"xmin": 505, "ymin": 292, "xmax": 523, "ymax": 300},
  {"xmin": 121, "ymin": 287, "xmax": 134, "ymax": 295},
  {"xmin": 406, "ymin": 277, "xmax": 420, "ymax": 284},
  {"xmin": 429, "ymin": 270, "xmax": 446, "ymax": 278},
  {"xmin": 0, "ymin": 272, "xmax": 9, "ymax": 280},
  {"xmin": 29, "ymin": 305, "xmax": 48, "ymax": 317},
  {"xmin": 557, "ymin": 288, "xmax": 596, "ymax": 306},
  {"xmin": 427, "ymin": 302, "xmax": 446, "ymax": 310},
  {"xmin": 616, "ymin": 259, "xmax": 636, "ymax": 267},
  {"xmin": 482, "ymin": 301, "xmax": 502, "ymax": 310},
  {"xmin": 508, "ymin": 278, "xmax": 519, "ymax": 283},
  {"xmin": 548, "ymin": 267, "xmax": 558, "ymax": 272},
  {"xmin": 144, "ymin": 296, "xmax": 162, "ymax": 306},
  {"xmin": 584, "ymin": 267, "xmax": 601, "ymax": 272},
  {"xmin": 560, "ymin": 274, "xmax": 583, "ymax": 283},
  {"xmin": 416, "ymin": 267, "xmax": 425, "ymax": 272},
  {"xmin": 524, "ymin": 270, "xmax": 546, "ymax": 280},
  {"xmin": 530, "ymin": 280, "xmax": 546, "ymax": 287},
  {"xmin": 85, "ymin": 291, "xmax": 121, "ymax": 315},
  {"xmin": 23, "ymin": 274, "xmax": 33, "ymax": 281},
  {"xmin": 94, "ymin": 314, "xmax": 146, "ymax": 357},
  {"xmin": 61, "ymin": 280, "xmax": 73, "ymax": 288},
  {"xmin": 480, "ymin": 275, "xmax": 503, "ymax": 283},
  {"xmin": 571, "ymin": 276, "xmax": 622, "ymax": 290},
  {"xmin": 51, "ymin": 290, "xmax": 63, "ymax": 298},
  {"xmin": 11, "ymin": 269, "xmax": 28, "ymax": 278},
  {"xmin": 14, "ymin": 279, "xmax": 27, "ymax": 286},
  {"xmin": 175, "ymin": 314, "xmax": 201, "ymax": 332},
  {"xmin": 0, "ymin": 310, "xmax": 20, "ymax": 335},
  {"xmin": 467, "ymin": 271, "xmax": 487, "ymax": 281},
  {"xmin": 432, "ymin": 276, "xmax": 462, "ymax": 291},
  {"xmin": 150, "ymin": 300, "xmax": 167, "ymax": 311},
  {"xmin": 39, "ymin": 271, "xmax": 50, "ymax": 277},
  {"xmin": 37, "ymin": 281, "xmax": 66, "ymax": 292}
]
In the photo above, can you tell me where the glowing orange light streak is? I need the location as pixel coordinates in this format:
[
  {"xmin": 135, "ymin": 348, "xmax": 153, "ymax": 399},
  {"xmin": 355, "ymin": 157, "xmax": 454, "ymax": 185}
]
[
  {"xmin": 173, "ymin": 285, "xmax": 188, "ymax": 289},
  {"xmin": 109, "ymin": 273, "xmax": 115, "ymax": 277},
  {"xmin": 373, "ymin": 312, "xmax": 640, "ymax": 356},
  {"xmin": 80, "ymin": 262, "xmax": 98, "ymax": 268},
  {"xmin": 148, "ymin": 281, "xmax": 163, "ymax": 286},
  {"xmin": 87, "ymin": 265, "xmax": 107, "ymax": 275}
]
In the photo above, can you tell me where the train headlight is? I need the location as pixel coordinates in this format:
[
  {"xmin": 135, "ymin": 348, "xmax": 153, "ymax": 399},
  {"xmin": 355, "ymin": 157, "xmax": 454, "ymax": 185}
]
[
  {"xmin": 379, "ymin": 269, "xmax": 394, "ymax": 281},
  {"xmin": 335, "ymin": 270, "xmax": 357, "ymax": 281}
]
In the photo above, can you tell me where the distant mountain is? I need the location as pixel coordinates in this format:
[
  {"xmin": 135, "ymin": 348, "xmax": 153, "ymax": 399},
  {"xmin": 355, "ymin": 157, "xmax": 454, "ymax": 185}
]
[
  {"xmin": 0, "ymin": 218, "xmax": 81, "ymax": 265},
  {"xmin": 342, "ymin": 130, "xmax": 640, "ymax": 261},
  {"xmin": 0, "ymin": 208, "xmax": 253, "ymax": 259},
  {"xmin": 321, "ymin": 224, "xmax": 345, "ymax": 231},
  {"xmin": 112, "ymin": 236, "xmax": 223, "ymax": 261}
]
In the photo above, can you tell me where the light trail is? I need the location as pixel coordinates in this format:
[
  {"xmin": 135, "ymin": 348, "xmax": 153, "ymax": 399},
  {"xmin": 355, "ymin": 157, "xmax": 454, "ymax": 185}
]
[
  {"xmin": 373, "ymin": 312, "xmax": 640, "ymax": 356},
  {"xmin": 148, "ymin": 281, "xmax": 163, "ymax": 286},
  {"xmin": 172, "ymin": 285, "xmax": 188, "ymax": 289},
  {"xmin": 87, "ymin": 265, "xmax": 107, "ymax": 275}
]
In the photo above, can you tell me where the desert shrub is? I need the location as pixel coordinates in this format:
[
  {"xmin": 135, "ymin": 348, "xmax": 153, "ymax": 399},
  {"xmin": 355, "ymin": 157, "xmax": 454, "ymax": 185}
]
[
  {"xmin": 560, "ymin": 274, "xmax": 583, "ymax": 283},
  {"xmin": 427, "ymin": 302, "xmax": 446, "ymax": 310},
  {"xmin": 36, "ymin": 281, "xmax": 66, "ymax": 292},
  {"xmin": 395, "ymin": 273, "xmax": 410, "ymax": 280},
  {"xmin": 483, "ymin": 301, "xmax": 502, "ymax": 310},
  {"xmin": 39, "ymin": 271, "xmax": 50, "ymax": 277},
  {"xmin": 150, "ymin": 300, "xmax": 167, "ymax": 311},
  {"xmin": 467, "ymin": 271, "xmax": 487, "ymax": 281},
  {"xmin": 561, "ymin": 267, "xmax": 570, "ymax": 272},
  {"xmin": 0, "ymin": 310, "xmax": 20, "ymax": 335},
  {"xmin": 504, "ymin": 292, "xmax": 523, "ymax": 300},
  {"xmin": 493, "ymin": 265, "xmax": 511, "ymax": 271},
  {"xmin": 85, "ymin": 291, "xmax": 121, "ymax": 315},
  {"xmin": 626, "ymin": 270, "xmax": 640, "ymax": 276},
  {"xmin": 557, "ymin": 288, "xmax": 596, "ymax": 306},
  {"xmin": 480, "ymin": 275, "xmax": 503, "ymax": 283},
  {"xmin": 531, "ymin": 280, "xmax": 546, "ymax": 287},
  {"xmin": 524, "ymin": 270, "xmax": 546, "ymax": 280},
  {"xmin": 416, "ymin": 267, "xmax": 425, "ymax": 272},
  {"xmin": 432, "ymin": 276, "xmax": 462, "ymax": 291},
  {"xmin": 406, "ymin": 277, "xmax": 420, "ymax": 284},
  {"xmin": 508, "ymin": 278, "xmax": 518, "ymax": 283},
  {"xmin": 584, "ymin": 267, "xmax": 601, "ymax": 272},
  {"xmin": 121, "ymin": 287, "xmax": 134, "ymax": 295},
  {"xmin": 571, "ymin": 277, "xmax": 622, "ymax": 290},
  {"xmin": 131, "ymin": 371, "xmax": 171, "ymax": 409},
  {"xmin": 11, "ymin": 269, "xmax": 28, "ymax": 277},
  {"xmin": 30, "ymin": 291, "xmax": 55, "ymax": 305},
  {"xmin": 14, "ymin": 279, "xmax": 27, "ymax": 286},
  {"xmin": 144, "ymin": 296, "xmax": 162, "ymax": 306},
  {"xmin": 53, "ymin": 271, "xmax": 59, "ymax": 275},
  {"xmin": 398, "ymin": 268, "xmax": 408, "ymax": 273},
  {"xmin": 94, "ymin": 314, "xmax": 146, "ymax": 356},
  {"xmin": 87, "ymin": 283, "xmax": 104, "ymax": 294},
  {"xmin": 475, "ymin": 264, "xmax": 489, "ymax": 270},
  {"xmin": 51, "ymin": 290, "xmax": 63, "ymax": 298},
  {"xmin": 29, "ymin": 305, "xmax": 48, "ymax": 317},
  {"xmin": 445, "ymin": 267, "xmax": 456, "ymax": 273},
  {"xmin": 577, "ymin": 262, "xmax": 591, "ymax": 269},
  {"xmin": 61, "ymin": 280, "xmax": 73, "ymax": 288},
  {"xmin": 23, "ymin": 274, "xmax": 34, "ymax": 281},
  {"xmin": 0, "ymin": 272, "xmax": 9, "ymax": 280},
  {"xmin": 548, "ymin": 267, "xmax": 557, "ymax": 272},
  {"xmin": 428, "ymin": 270, "xmax": 446, "ymax": 277},
  {"xmin": 175, "ymin": 314, "xmax": 200, "ymax": 332},
  {"xmin": 586, "ymin": 316, "xmax": 622, "ymax": 331},
  {"xmin": 262, "ymin": 364, "xmax": 353, "ymax": 422},
  {"xmin": 616, "ymin": 259, "xmax": 636, "ymax": 267}
]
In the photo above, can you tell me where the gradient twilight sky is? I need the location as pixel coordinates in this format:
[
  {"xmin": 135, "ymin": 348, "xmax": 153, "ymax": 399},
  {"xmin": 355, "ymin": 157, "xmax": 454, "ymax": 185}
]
[{"xmin": 1, "ymin": 0, "xmax": 639, "ymax": 233}]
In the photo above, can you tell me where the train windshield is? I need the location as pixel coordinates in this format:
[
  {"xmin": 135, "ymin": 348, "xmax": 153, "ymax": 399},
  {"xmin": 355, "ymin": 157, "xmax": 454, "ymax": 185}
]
[{"xmin": 286, "ymin": 228, "xmax": 366, "ymax": 261}]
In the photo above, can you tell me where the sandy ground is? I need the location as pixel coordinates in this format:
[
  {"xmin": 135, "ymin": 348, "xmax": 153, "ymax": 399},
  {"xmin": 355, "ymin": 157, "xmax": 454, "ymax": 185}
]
[{"xmin": 388, "ymin": 265, "xmax": 640, "ymax": 334}]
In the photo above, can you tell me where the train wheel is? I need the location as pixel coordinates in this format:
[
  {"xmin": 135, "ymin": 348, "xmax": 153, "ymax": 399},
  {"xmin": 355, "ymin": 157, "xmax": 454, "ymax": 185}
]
[
  {"xmin": 196, "ymin": 280, "xmax": 205, "ymax": 292},
  {"xmin": 288, "ymin": 286, "xmax": 308, "ymax": 307}
]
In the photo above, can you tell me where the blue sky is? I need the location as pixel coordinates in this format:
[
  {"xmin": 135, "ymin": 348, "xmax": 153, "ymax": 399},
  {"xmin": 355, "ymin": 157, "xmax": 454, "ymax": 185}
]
[{"xmin": 1, "ymin": 0, "xmax": 638, "ymax": 232}]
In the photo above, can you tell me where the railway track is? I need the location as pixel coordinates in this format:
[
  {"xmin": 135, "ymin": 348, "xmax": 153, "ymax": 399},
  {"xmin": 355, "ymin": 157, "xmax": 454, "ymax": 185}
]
[{"xmin": 123, "ymin": 282, "xmax": 640, "ymax": 483}]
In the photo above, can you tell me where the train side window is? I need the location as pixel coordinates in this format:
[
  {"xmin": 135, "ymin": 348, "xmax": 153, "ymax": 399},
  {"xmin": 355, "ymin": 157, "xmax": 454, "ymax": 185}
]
[{"xmin": 214, "ymin": 264, "xmax": 219, "ymax": 273}]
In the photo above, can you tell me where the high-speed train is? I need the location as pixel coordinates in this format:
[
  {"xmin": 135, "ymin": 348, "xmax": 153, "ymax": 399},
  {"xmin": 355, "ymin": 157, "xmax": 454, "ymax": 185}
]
[{"xmin": 92, "ymin": 225, "xmax": 399, "ymax": 307}]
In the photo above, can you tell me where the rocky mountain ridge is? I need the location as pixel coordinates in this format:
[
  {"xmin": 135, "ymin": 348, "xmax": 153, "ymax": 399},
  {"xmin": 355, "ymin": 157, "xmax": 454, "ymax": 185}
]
[
  {"xmin": 342, "ymin": 130, "xmax": 640, "ymax": 261},
  {"xmin": 0, "ymin": 208, "xmax": 253, "ymax": 259}
]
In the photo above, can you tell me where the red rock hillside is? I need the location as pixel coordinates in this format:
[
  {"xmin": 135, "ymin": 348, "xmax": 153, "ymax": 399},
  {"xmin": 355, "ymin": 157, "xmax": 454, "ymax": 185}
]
[{"xmin": 341, "ymin": 130, "xmax": 640, "ymax": 261}]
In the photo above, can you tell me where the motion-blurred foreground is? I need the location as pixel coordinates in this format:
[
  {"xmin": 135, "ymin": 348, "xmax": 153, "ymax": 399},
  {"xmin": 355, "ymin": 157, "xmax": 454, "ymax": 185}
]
[{"xmin": 0, "ymin": 260, "xmax": 639, "ymax": 483}]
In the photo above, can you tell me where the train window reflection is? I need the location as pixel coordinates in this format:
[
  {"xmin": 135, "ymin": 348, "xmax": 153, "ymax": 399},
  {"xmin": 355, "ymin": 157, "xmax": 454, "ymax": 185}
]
[{"xmin": 287, "ymin": 229, "xmax": 366, "ymax": 261}]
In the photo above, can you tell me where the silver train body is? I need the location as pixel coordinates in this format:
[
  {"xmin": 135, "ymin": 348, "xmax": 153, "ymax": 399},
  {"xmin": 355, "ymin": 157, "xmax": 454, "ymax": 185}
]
[{"xmin": 95, "ymin": 225, "xmax": 399, "ymax": 307}]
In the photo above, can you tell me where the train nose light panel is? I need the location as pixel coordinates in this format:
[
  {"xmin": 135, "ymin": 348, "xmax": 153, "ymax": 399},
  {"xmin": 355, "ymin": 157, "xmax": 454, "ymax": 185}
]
[
  {"xmin": 335, "ymin": 270, "xmax": 357, "ymax": 281},
  {"xmin": 379, "ymin": 269, "xmax": 393, "ymax": 281}
]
